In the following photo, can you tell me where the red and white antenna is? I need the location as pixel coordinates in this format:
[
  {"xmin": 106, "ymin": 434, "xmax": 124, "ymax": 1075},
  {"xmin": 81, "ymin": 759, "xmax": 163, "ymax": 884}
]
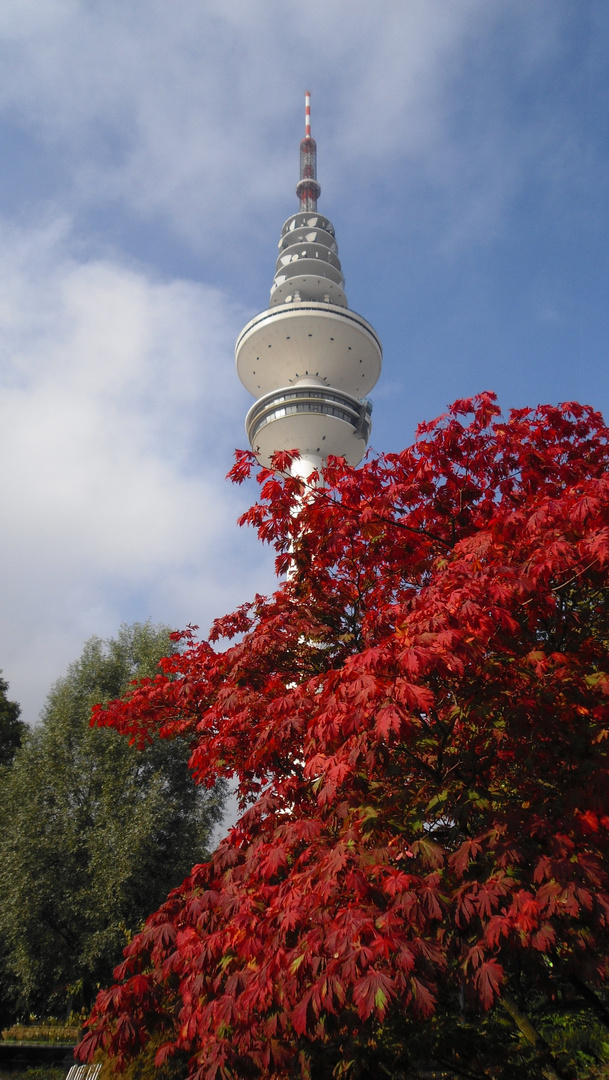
[{"xmin": 297, "ymin": 90, "xmax": 320, "ymax": 211}]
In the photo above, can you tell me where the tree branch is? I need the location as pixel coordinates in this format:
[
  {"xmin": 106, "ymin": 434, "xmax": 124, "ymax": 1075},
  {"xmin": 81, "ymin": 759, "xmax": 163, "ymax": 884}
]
[{"xmin": 500, "ymin": 993, "xmax": 574, "ymax": 1080}]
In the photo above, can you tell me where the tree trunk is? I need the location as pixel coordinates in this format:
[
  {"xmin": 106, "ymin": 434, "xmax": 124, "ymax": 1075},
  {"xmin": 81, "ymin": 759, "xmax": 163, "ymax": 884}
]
[
  {"xmin": 500, "ymin": 993, "xmax": 574, "ymax": 1080},
  {"xmin": 569, "ymin": 973, "xmax": 609, "ymax": 1030}
]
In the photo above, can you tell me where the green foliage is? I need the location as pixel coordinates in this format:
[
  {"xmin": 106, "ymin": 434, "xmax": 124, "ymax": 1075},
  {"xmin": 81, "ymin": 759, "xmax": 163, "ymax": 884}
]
[
  {"xmin": 1, "ymin": 1014, "xmax": 83, "ymax": 1043},
  {"xmin": 0, "ymin": 623, "xmax": 227, "ymax": 1019},
  {"xmin": 0, "ymin": 673, "xmax": 25, "ymax": 768},
  {"xmin": 342, "ymin": 997, "xmax": 609, "ymax": 1079},
  {"xmin": 0, "ymin": 1070, "xmax": 66, "ymax": 1080},
  {"xmin": 538, "ymin": 1006, "xmax": 609, "ymax": 1077},
  {"xmin": 97, "ymin": 1033, "xmax": 189, "ymax": 1079}
]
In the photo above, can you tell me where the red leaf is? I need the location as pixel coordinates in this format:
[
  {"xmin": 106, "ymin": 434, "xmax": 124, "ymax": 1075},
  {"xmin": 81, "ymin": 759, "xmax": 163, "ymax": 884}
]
[
  {"xmin": 292, "ymin": 991, "xmax": 314, "ymax": 1036},
  {"xmin": 475, "ymin": 960, "xmax": 504, "ymax": 1009},
  {"xmin": 154, "ymin": 1042, "xmax": 177, "ymax": 1067},
  {"xmin": 352, "ymin": 970, "xmax": 395, "ymax": 1020}
]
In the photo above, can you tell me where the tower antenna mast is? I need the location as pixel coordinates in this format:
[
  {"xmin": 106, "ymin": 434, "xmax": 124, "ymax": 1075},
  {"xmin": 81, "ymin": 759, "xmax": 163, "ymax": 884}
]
[{"xmin": 297, "ymin": 91, "xmax": 320, "ymax": 212}]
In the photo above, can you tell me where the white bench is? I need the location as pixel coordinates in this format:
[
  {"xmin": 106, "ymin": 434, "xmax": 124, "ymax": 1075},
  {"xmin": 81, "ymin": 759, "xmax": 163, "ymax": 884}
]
[{"xmin": 65, "ymin": 1065, "xmax": 102, "ymax": 1080}]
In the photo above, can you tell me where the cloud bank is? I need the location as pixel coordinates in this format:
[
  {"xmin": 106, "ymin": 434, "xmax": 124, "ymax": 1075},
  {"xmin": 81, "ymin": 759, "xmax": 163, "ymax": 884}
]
[
  {"xmin": 0, "ymin": 0, "xmax": 571, "ymax": 258},
  {"xmin": 0, "ymin": 215, "xmax": 272, "ymax": 722},
  {"xmin": 0, "ymin": 0, "xmax": 607, "ymax": 726}
]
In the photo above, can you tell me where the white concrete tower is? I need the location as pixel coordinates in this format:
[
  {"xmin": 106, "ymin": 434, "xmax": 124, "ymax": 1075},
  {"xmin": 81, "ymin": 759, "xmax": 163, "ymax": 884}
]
[{"xmin": 236, "ymin": 92, "xmax": 382, "ymax": 480}]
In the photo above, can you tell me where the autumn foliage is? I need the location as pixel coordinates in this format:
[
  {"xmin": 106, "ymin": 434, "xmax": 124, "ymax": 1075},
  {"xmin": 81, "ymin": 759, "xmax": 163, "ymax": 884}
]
[{"xmin": 79, "ymin": 395, "xmax": 609, "ymax": 1078}]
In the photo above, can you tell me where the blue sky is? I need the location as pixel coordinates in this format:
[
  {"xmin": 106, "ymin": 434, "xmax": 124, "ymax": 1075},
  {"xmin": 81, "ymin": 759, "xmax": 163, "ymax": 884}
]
[{"xmin": 0, "ymin": 0, "xmax": 608, "ymax": 724}]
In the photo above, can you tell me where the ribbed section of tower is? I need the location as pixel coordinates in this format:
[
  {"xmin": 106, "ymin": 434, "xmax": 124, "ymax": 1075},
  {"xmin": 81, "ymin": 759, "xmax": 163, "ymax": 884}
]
[{"xmin": 236, "ymin": 94, "xmax": 382, "ymax": 478}]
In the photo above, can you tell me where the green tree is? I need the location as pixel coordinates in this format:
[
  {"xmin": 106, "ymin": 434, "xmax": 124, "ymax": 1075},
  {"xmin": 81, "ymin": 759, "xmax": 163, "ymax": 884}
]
[
  {"xmin": 0, "ymin": 672, "xmax": 26, "ymax": 767},
  {"xmin": 0, "ymin": 623, "xmax": 227, "ymax": 1019},
  {"xmin": 0, "ymin": 673, "xmax": 26, "ymax": 1027}
]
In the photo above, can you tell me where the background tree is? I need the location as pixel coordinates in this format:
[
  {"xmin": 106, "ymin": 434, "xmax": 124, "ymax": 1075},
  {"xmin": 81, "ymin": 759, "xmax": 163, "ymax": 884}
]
[
  {"xmin": 0, "ymin": 622, "xmax": 227, "ymax": 1019},
  {"xmin": 80, "ymin": 398, "xmax": 609, "ymax": 1080},
  {"xmin": 0, "ymin": 671, "xmax": 26, "ymax": 767},
  {"xmin": 0, "ymin": 672, "xmax": 26, "ymax": 1027}
]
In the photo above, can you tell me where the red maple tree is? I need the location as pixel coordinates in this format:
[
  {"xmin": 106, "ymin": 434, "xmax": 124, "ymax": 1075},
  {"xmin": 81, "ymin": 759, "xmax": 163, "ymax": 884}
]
[{"xmin": 79, "ymin": 394, "xmax": 609, "ymax": 1079}]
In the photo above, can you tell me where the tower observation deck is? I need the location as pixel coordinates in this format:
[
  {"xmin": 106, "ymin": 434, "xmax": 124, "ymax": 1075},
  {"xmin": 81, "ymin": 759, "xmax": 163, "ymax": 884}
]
[{"xmin": 236, "ymin": 93, "xmax": 382, "ymax": 479}]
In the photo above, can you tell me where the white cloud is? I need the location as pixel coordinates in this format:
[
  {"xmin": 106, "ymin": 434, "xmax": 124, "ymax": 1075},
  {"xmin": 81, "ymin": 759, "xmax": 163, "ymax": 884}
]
[{"xmin": 0, "ymin": 216, "xmax": 274, "ymax": 723}]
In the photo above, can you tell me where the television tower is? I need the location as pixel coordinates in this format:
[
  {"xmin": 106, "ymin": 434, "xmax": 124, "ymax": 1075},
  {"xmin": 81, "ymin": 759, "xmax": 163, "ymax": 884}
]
[{"xmin": 236, "ymin": 92, "xmax": 382, "ymax": 480}]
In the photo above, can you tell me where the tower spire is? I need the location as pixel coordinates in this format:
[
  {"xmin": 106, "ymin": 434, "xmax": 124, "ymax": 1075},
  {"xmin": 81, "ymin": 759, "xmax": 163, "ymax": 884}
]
[
  {"xmin": 296, "ymin": 90, "xmax": 320, "ymax": 212},
  {"xmin": 235, "ymin": 94, "xmax": 382, "ymax": 479}
]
